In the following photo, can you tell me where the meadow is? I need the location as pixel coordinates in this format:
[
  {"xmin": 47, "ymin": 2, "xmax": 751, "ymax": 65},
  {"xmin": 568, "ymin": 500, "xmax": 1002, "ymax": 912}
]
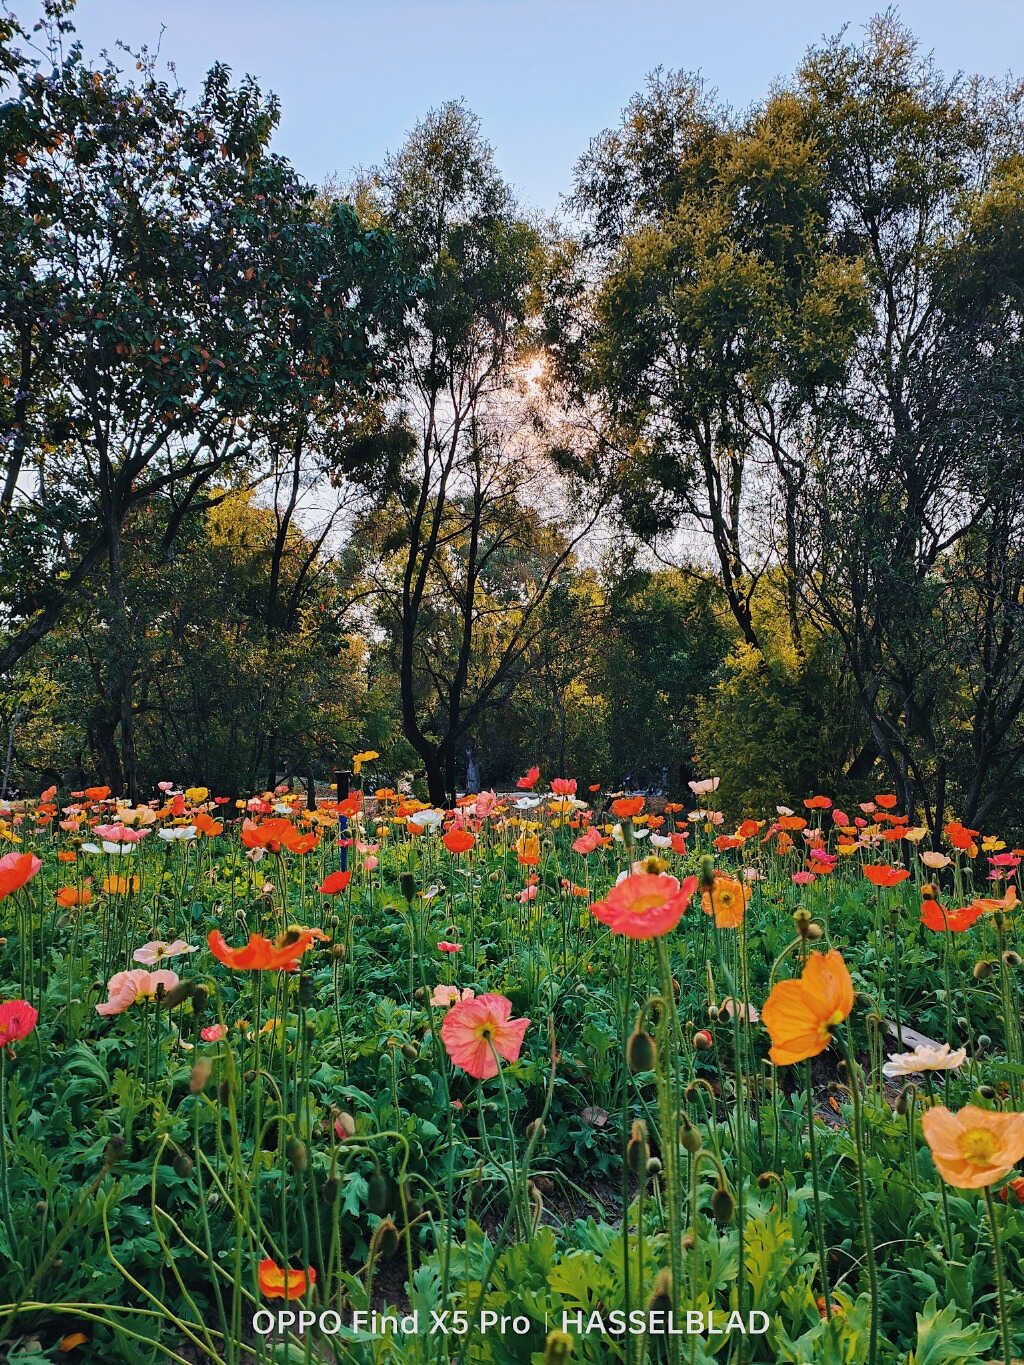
[{"xmin": 0, "ymin": 768, "xmax": 1021, "ymax": 1365}]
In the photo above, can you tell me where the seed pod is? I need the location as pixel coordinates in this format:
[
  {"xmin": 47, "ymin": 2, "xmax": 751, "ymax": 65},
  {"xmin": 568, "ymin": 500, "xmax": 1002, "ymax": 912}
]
[
  {"xmin": 627, "ymin": 1029, "xmax": 656, "ymax": 1073},
  {"xmin": 173, "ymin": 1153, "xmax": 194, "ymax": 1179},
  {"xmin": 711, "ymin": 1184, "xmax": 735, "ymax": 1224}
]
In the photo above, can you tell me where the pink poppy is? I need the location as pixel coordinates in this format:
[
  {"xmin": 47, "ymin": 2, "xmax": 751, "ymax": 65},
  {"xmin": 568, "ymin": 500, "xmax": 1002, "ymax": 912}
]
[
  {"xmin": 201, "ymin": 1023, "xmax": 228, "ymax": 1042},
  {"xmin": 96, "ymin": 968, "xmax": 179, "ymax": 1015},
  {"xmin": 441, "ymin": 993, "xmax": 530, "ymax": 1079}
]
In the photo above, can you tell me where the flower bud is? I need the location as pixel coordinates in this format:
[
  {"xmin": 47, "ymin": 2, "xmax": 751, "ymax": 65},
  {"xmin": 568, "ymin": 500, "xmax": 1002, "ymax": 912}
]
[
  {"xmin": 627, "ymin": 1029, "xmax": 657, "ymax": 1073},
  {"xmin": 189, "ymin": 1058, "xmax": 212, "ymax": 1094},
  {"xmin": 806, "ymin": 922, "xmax": 824, "ymax": 940},
  {"xmin": 680, "ymin": 1117, "xmax": 701, "ymax": 1153},
  {"xmin": 646, "ymin": 1156, "xmax": 662, "ymax": 1176},
  {"xmin": 1003, "ymin": 950, "xmax": 1021, "ymax": 968},
  {"xmin": 526, "ymin": 1118, "xmax": 546, "ymax": 1141},
  {"xmin": 693, "ymin": 1029, "xmax": 713, "ymax": 1051},
  {"xmin": 895, "ymin": 1084, "xmax": 914, "ymax": 1116},
  {"xmin": 711, "ymin": 1185, "xmax": 735, "ymax": 1223},
  {"xmin": 699, "ymin": 855, "xmax": 715, "ymax": 890},
  {"xmin": 285, "ymin": 1137, "xmax": 308, "ymax": 1173},
  {"xmin": 173, "ymin": 1153, "xmax": 194, "ymax": 1179},
  {"xmin": 401, "ymin": 1042, "xmax": 419, "ymax": 1061},
  {"xmin": 756, "ymin": 1170, "xmax": 780, "ymax": 1189},
  {"xmin": 978, "ymin": 1083, "xmax": 997, "ymax": 1100},
  {"xmin": 977, "ymin": 1035, "xmax": 992, "ymax": 1053},
  {"xmin": 373, "ymin": 1217, "xmax": 399, "ymax": 1259},
  {"xmin": 334, "ymin": 1109, "xmax": 356, "ymax": 1139},
  {"xmin": 793, "ymin": 908, "xmax": 812, "ymax": 937},
  {"xmin": 627, "ymin": 1120, "xmax": 649, "ymax": 1176},
  {"xmin": 648, "ymin": 1268, "xmax": 673, "ymax": 1314},
  {"xmin": 103, "ymin": 1134, "xmax": 126, "ymax": 1171},
  {"xmin": 974, "ymin": 959, "xmax": 995, "ymax": 980},
  {"xmin": 542, "ymin": 1329, "xmax": 574, "ymax": 1364},
  {"xmin": 298, "ymin": 973, "xmax": 316, "ymax": 1007}
]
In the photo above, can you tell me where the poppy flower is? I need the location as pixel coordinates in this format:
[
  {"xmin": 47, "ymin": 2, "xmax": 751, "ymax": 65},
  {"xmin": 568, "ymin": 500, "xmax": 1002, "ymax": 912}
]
[
  {"xmin": 920, "ymin": 900, "xmax": 984, "ymax": 933},
  {"xmin": 96, "ymin": 968, "xmax": 179, "ymax": 1015},
  {"xmin": 431, "ymin": 985, "xmax": 475, "ymax": 1006},
  {"xmin": 516, "ymin": 766, "xmax": 540, "ymax": 790},
  {"xmin": 133, "ymin": 939, "xmax": 197, "ymax": 964},
  {"xmin": 207, "ymin": 928, "xmax": 315, "ymax": 971},
  {"xmin": 437, "ymin": 940, "xmax": 463, "ymax": 954},
  {"xmin": 550, "ymin": 778, "xmax": 577, "ymax": 796},
  {"xmin": 882, "ymin": 1043, "xmax": 966, "ymax": 1077},
  {"xmin": 257, "ymin": 1258, "xmax": 317, "ymax": 1299},
  {"xmin": 701, "ymin": 875, "xmax": 751, "ymax": 928},
  {"xmin": 863, "ymin": 864, "xmax": 910, "ymax": 887},
  {"xmin": 1000, "ymin": 1177, "xmax": 1024, "ymax": 1204},
  {"xmin": 688, "ymin": 778, "xmax": 720, "ymax": 796},
  {"xmin": 590, "ymin": 872, "xmax": 698, "ymax": 940},
  {"xmin": 201, "ymin": 1023, "xmax": 228, "ymax": 1042},
  {"xmin": 351, "ymin": 750, "xmax": 379, "ymax": 776},
  {"xmin": 669, "ymin": 832, "xmax": 689, "ymax": 855},
  {"xmin": 102, "ymin": 875, "xmax": 140, "ymax": 895},
  {"xmin": 921, "ymin": 1105, "xmax": 1024, "ymax": 1189},
  {"xmin": 515, "ymin": 834, "xmax": 541, "ymax": 867},
  {"xmin": 611, "ymin": 796, "xmax": 644, "ymax": 818},
  {"xmin": 0, "ymin": 998, "xmax": 38, "ymax": 1046},
  {"xmin": 318, "ymin": 869, "xmax": 352, "ymax": 895},
  {"xmin": 55, "ymin": 885, "xmax": 91, "ymax": 907},
  {"xmin": 761, "ymin": 951, "xmax": 854, "ymax": 1065},
  {"xmin": 83, "ymin": 786, "xmax": 111, "ymax": 802},
  {"xmin": 443, "ymin": 829, "xmax": 476, "ymax": 854},
  {"xmin": 804, "ymin": 795, "xmax": 832, "ymax": 810},
  {"xmin": 441, "ymin": 993, "xmax": 530, "ymax": 1079},
  {"xmin": 0, "ymin": 852, "xmax": 42, "ymax": 900},
  {"xmin": 972, "ymin": 885, "xmax": 1018, "ymax": 914},
  {"xmin": 572, "ymin": 829, "xmax": 602, "ymax": 855}
]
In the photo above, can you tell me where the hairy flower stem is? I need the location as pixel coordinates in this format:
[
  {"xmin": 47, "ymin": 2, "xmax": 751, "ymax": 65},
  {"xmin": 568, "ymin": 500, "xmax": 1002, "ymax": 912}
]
[
  {"xmin": 837, "ymin": 1033, "xmax": 878, "ymax": 1365},
  {"xmin": 984, "ymin": 1183, "xmax": 1013, "ymax": 1365},
  {"xmin": 805, "ymin": 1059, "xmax": 831, "ymax": 1315}
]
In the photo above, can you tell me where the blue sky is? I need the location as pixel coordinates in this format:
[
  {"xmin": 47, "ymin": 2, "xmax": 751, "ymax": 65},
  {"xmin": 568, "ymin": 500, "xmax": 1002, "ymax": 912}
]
[{"xmin": 64, "ymin": 0, "xmax": 1023, "ymax": 214}]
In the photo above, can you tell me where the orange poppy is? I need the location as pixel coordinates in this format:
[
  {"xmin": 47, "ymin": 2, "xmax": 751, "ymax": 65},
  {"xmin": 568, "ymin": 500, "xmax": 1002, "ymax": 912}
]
[
  {"xmin": 515, "ymin": 834, "xmax": 540, "ymax": 867},
  {"xmin": 921, "ymin": 1105, "xmax": 1024, "ymax": 1189},
  {"xmin": 257, "ymin": 1258, "xmax": 317, "ymax": 1299},
  {"xmin": 56, "ymin": 885, "xmax": 92, "ymax": 908},
  {"xmin": 611, "ymin": 796, "xmax": 645, "ymax": 818},
  {"xmin": 208, "ymin": 928, "xmax": 316, "ymax": 972},
  {"xmin": 102, "ymin": 874, "xmax": 140, "ymax": 895},
  {"xmin": 57, "ymin": 850, "xmax": 77, "ymax": 863},
  {"xmin": 318, "ymin": 869, "xmax": 352, "ymax": 895},
  {"xmin": 875, "ymin": 794, "xmax": 898, "ymax": 810},
  {"xmin": 701, "ymin": 875, "xmax": 751, "ymax": 928},
  {"xmin": 194, "ymin": 811, "xmax": 224, "ymax": 837},
  {"xmin": 83, "ymin": 786, "xmax": 111, "ymax": 802},
  {"xmin": 804, "ymin": 795, "xmax": 832, "ymax": 809},
  {"xmin": 971, "ymin": 885, "xmax": 1018, "ymax": 914},
  {"xmin": 761, "ymin": 951, "xmax": 854, "ymax": 1065},
  {"xmin": 443, "ymin": 829, "xmax": 476, "ymax": 854}
]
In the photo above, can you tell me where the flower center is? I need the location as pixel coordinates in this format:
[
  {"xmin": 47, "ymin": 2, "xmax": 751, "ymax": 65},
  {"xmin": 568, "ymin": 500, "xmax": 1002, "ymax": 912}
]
[{"xmin": 959, "ymin": 1128, "xmax": 998, "ymax": 1164}]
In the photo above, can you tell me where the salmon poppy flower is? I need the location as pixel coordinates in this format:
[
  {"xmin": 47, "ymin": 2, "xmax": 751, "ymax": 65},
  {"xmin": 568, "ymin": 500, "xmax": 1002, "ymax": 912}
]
[
  {"xmin": 0, "ymin": 998, "xmax": 39, "ymax": 1046},
  {"xmin": 207, "ymin": 928, "xmax": 316, "ymax": 971},
  {"xmin": 972, "ymin": 885, "xmax": 1018, "ymax": 914},
  {"xmin": 550, "ymin": 778, "xmax": 577, "ymax": 796},
  {"xmin": 863, "ymin": 864, "xmax": 910, "ymax": 887},
  {"xmin": 443, "ymin": 829, "xmax": 476, "ymax": 854},
  {"xmin": 701, "ymin": 875, "xmax": 751, "ymax": 928},
  {"xmin": 257, "ymin": 1258, "xmax": 317, "ymax": 1299},
  {"xmin": 920, "ymin": 900, "xmax": 984, "ymax": 933},
  {"xmin": 590, "ymin": 872, "xmax": 698, "ymax": 940},
  {"xmin": 96, "ymin": 968, "xmax": 179, "ymax": 1015},
  {"xmin": 572, "ymin": 828, "xmax": 602, "ymax": 855},
  {"xmin": 761, "ymin": 950, "xmax": 855, "ymax": 1065},
  {"xmin": 611, "ymin": 796, "xmax": 644, "ymax": 818},
  {"xmin": 437, "ymin": 940, "xmax": 462, "ymax": 954},
  {"xmin": 921, "ymin": 1105, "xmax": 1024, "ymax": 1189},
  {"xmin": 0, "ymin": 852, "xmax": 42, "ymax": 900},
  {"xmin": 516, "ymin": 766, "xmax": 540, "ymax": 790},
  {"xmin": 441, "ymin": 993, "xmax": 530, "ymax": 1079},
  {"xmin": 318, "ymin": 869, "xmax": 352, "ymax": 895}
]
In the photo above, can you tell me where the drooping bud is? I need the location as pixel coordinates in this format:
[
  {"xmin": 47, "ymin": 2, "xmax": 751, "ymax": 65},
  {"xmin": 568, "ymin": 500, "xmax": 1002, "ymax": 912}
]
[
  {"xmin": 189, "ymin": 1058, "xmax": 212, "ymax": 1093},
  {"xmin": 710, "ymin": 1184, "xmax": 735, "ymax": 1223},
  {"xmin": 285, "ymin": 1137, "xmax": 308, "ymax": 1173},
  {"xmin": 173, "ymin": 1153, "xmax": 194, "ymax": 1179},
  {"xmin": 627, "ymin": 1029, "xmax": 657, "ymax": 1073},
  {"xmin": 973, "ymin": 959, "xmax": 995, "ymax": 981},
  {"xmin": 679, "ymin": 1117, "xmax": 701, "ymax": 1153},
  {"xmin": 626, "ymin": 1120, "xmax": 649, "ymax": 1176}
]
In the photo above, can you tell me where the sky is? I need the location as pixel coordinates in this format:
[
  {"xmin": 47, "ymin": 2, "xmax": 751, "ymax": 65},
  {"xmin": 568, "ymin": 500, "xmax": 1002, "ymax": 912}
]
[{"xmin": 55, "ymin": 0, "xmax": 1024, "ymax": 215}]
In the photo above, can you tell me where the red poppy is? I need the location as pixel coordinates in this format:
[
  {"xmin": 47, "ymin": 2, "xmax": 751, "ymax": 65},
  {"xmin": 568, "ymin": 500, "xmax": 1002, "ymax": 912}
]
[
  {"xmin": 875, "ymin": 794, "xmax": 899, "ymax": 810},
  {"xmin": 920, "ymin": 900, "xmax": 984, "ymax": 933},
  {"xmin": 318, "ymin": 869, "xmax": 352, "ymax": 895},
  {"xmin": 550, "ymin": 778, "xmax": 577, "ymax": 796},
  {"xmin": 0, "ymin": 998, "xmax": 38, "ymax": 1046},
  {"xmin": 516, "ymin": 766, "xmax": 540, "ymax": 790},
  {"xmin": 611, "ymin": 796, "xmax": 644, "ymax": 818},
  {"xmin": 862, "ymin": 864, "xmax": 910, "ymax": 887},
  {"xmin": 443, "ymin": 829, "xmax": 476, "ymax": 854}
]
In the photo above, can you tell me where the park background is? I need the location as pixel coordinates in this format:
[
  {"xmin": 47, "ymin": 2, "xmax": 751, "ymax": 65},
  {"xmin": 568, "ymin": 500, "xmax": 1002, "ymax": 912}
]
[{"xmin": 2, "ymin": 0, "xmax": 1024, "ymax": 832}]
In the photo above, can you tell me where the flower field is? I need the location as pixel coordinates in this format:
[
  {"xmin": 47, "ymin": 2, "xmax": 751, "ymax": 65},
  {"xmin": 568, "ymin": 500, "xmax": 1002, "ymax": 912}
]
[{"xmin": 0, "ymin": 772, "xmax": 1023, "ymax": 1365}]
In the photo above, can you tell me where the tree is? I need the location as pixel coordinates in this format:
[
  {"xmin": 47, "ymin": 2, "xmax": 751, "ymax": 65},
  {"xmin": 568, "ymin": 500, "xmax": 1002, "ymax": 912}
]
[
  {"xmin": 356, "ymin": 103, "xmax": 607, "ymax": 804},
  {"xmin": 0, "ymin": 6, "xmax": 401, "ymax": 795}
]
